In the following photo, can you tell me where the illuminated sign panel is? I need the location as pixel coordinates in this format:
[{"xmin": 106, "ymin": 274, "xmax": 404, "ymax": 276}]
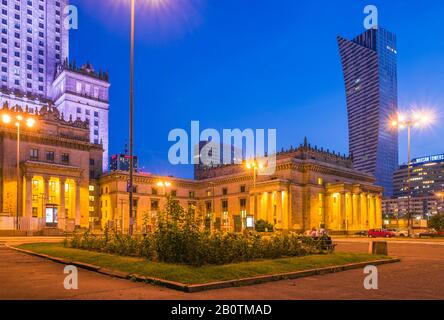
[{"xmin": 412, "ymin": 154, "xmax": 444, "ymax": 165}]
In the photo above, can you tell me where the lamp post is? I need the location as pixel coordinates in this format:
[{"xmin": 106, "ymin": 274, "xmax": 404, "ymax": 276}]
[
  {"xmin": 157, "ymin": 180, "xmax": 172, "ymax": 222},
  {"xmin": 1, "ymin": 112, "xmax": 36, "ymax": 230},
  {"xmin": 127, "ymin": 0, "xmax": 136, "ymax": 236},
  {"xmin": 391, "ymin": 111, "xmax": 432, "ymax": 237},
  {"xmin": 157, "ymin": 181, "xmax": 172, "ymax": 196},
  {"xmin": 123, "ymin": 0, "xmax": 170, "ymax": 235},
  {"xmin": 246, "ymin": 160, "xmax": 263, "ymax": 223}
]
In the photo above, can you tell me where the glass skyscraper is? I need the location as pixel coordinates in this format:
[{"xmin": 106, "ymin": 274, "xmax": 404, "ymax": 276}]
[{"xmin": 338, "ymin": 28, "xmax": 398, "ymax": 196}]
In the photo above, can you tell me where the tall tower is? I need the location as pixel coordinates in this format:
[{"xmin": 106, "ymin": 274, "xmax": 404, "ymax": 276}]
[
  {"xmin": 0, "ymin": 0, "xmax": 69, "ymax": 98},
  {"xmin": 52, "ymin": 61, "xmax": 110, "ymax": 171},
  {"xmin": 338, "ymin": 28, "xmax": 398, "ymax": 196}
]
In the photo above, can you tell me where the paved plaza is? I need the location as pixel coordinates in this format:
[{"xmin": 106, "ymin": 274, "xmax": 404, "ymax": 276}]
[{"xmin": 0, "ymin": 238, "xmax": 443, "ymax": 300}]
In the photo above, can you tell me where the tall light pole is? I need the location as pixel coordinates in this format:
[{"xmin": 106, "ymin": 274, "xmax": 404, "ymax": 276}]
[
  {"xmin": 128, "ymin": 0, "xmax": 136, "ymax": 236},
  {"xmin": 1, "ymin": 112, "xmax": 36, "ymax": 230},
  {"xmin": 391, "ymin": 111, "xmax": 432, "ymax": 237},
  {"xmin": 157, "ymin": 180, "xmax": 172, "ymax": 222},
  {"xmin": 156, "ymin": 181, "xmax": 172, "ymax": 196},
  {"xmin": 246, "ymin": 160, "xmax": 263, "ymax": 224}
]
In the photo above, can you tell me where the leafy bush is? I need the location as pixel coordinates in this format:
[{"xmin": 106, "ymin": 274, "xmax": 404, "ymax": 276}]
[
  {"xmin": 255, "ymin": 219, "xmax": 274, "ymax": 232},
  {"xmin": 429, "ymin": 214, "xmax": 444, "ymax": 231},
  {"xmin": 66, "ymin": 196, "xmax": 333, "ymax": 266}
]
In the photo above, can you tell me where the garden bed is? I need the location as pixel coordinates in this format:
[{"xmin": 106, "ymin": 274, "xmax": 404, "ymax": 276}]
[{"xmin": 17, "ymin": 242, "xmax": 392, "ymax": 288}]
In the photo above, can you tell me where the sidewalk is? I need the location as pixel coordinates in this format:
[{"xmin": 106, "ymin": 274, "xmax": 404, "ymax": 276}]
[{"xmin": 1, "ymin": 241, "xmax": 443, "ymax": 299}]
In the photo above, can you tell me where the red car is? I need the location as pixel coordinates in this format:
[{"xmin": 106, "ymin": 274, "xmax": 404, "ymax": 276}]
[{"xmin": 368, "ymin": 229, "xmax": 395, "ymax": 238}]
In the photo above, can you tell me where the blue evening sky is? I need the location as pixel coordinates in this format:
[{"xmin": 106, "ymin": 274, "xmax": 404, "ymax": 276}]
[{"xmin": 71, "ymin": 0, "xmax": 444, "ymax": 178}]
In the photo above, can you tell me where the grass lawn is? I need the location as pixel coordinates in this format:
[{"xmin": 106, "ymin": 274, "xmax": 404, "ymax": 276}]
[{"xmin": 18, "ymin": 242, "xmax": 387, "ymax": 285}]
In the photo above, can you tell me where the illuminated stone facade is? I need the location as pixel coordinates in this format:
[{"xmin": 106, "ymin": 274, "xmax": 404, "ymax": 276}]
[
  {"xmin": 99, "ymin": 141, "xmax": 383, "ymax": 234},
  {"xmin": 0, "ymin": 103, "xmax": 102, "ymax": 231},
  {"xmin": 0, "ymin": 111, "xmax": 383, "ymax": 235}
]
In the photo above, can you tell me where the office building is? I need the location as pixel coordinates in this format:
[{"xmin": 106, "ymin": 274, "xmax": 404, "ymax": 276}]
[
  {"xmin": 0, "ymin": 0, "xmax": 69, "ymax": 98},
  {"xmin": 393, "ymin": 154, "xmax": 444, "ymax": 198},
  {"xmin": 0, "ymin": 0, "xmax": 110, "ymax": 171},
  {"xmin": 382, "ymin": 153, "xmax": 444, "ymax": 217},
  {"xmin": 338, "ymin": 28, "xmax": 399, "ymax": 196},
  {"xmin": 382, "ymin": 196, "xmax": 443, "ymax": 218}
]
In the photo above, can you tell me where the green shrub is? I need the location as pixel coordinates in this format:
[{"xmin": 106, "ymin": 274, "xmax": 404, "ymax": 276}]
[
  {"xmin": 65, "ymin": 196, "xmax": 333, "ymax": 266},
  {"xmin": 429, "ymin": 214, "xmax": 444, "ymax": 231},
  {"xmin": 255, "ymin": 219, "xmax": 274, "ymax": 232}
]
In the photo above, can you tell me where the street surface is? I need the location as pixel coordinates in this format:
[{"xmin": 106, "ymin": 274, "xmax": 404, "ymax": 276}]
[{"xmin": 0, "ymin": 237, "xmax": 443, "ymax": 300}]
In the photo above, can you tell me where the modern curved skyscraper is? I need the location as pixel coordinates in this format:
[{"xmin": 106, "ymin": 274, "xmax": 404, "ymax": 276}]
[{"xmin": 338, "ymin": 28, "xmax": 398, "ymax": 196}]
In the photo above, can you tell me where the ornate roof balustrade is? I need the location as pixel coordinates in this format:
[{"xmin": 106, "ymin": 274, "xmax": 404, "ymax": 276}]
[{"xmin": 0, "ymin": 101, "xmax": 95, "ymax": 144}]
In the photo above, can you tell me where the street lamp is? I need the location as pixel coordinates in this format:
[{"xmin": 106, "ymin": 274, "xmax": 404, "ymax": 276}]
[
  {"xmin": 156, "ymin": 180, "xmax": 172, "ymax": 195},
  {"xmin": 125, "ymin": 0, "xmax": 169, "ymax": 236},
  {"xmin": 391, "ymin": 111, "xmax": 433, "ymax": 237},
  {"xmin": 246, "ymin": 160, "xmax": 264, "ymax": 222},
  {"xmin": 127, "ymin": 0, "xmax": 136, "ymax": 236},
  {"xmin": 1, "ymin": 111, "xmax": 37, "ymax": 230},
  {"xmin": 157, "ymin": 180, "xmax": 172, "ymax": 222}
]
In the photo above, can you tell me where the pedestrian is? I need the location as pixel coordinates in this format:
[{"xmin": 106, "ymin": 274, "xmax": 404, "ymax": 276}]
[{"xmin": 309, "ymin": 227, "xmax": 318, "ymax": 238}]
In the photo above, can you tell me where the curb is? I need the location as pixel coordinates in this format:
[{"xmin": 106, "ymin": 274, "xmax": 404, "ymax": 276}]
[
  {"xmin": 6, "ymin": 244, "xmax": 400, "ymax": 293},
  {"xmin": 6, "ymin": 244, "xmax": 130, "ymax": 280},
  {"xmin": 181, "ymin": 258, "xmax": 400, "ymax": 293}
]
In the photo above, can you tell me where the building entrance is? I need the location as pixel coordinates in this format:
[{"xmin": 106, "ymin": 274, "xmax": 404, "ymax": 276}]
[{"xmin": 45, "ymin": 205, "xmax": 58, "ymax": 227}]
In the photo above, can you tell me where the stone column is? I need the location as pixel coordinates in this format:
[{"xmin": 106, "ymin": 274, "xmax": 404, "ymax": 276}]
[
  {"xmin": 368, "ymin": 195, "xmax": 374, "ymax": 228},
  {"xmin": 356, "ymin": 193, "xmax": 362, "ymax": 229},
  {"xmin": 364, "ymin": 193, "xmax": 369, "ymax": 228},
  {"xmin": 340, "ymin": 193, "xmax": 346, "ymax": 231},
  {"xmin": 324, "ymin": 194, "xmax": 330, "ymax": 229},
  {"xmin": 42, "ymin": 176, "xmax": 50, "ymax": 224},
  {"xmin": 282, "ymin": 190, "xmax": 289, "ymax": 230},
  {"xmin": 75, "ymin": 180, "xmax": 81, "ymax": 226},
  {"xmin": 351, "ymin": 194, "xmax": 356, "ymax": 229},
  {"xmin": 345, "ymin": 193, "xmax": 351, "ymax": 231},
  {"xmin": 276, "ymin": 191, "xmax": 283, "ymax": 229},
  {"xmin": 25, "ymin": 175, "xmax": 33, "ymax": 218},
  {"xmin": 43, "ymin": 176, "xmax": 50, "ymax": 204},
  {"xmin": 249, "ymin": 194, "xmax": 255, "ymax": 220},
  {"xmin": 267, "ymin": 192, "xmax": 273, "ymax": 223},
  {"xmin": 346, "ymin": 194, "xmax": 351, "ymax": 231},
  {"xmin": 288, "ymin": 188, "xmax": 294, "ymax": 228},
  {"xmin": 59, "ymin": 178, "xmax": 66, "ymax": 230}
]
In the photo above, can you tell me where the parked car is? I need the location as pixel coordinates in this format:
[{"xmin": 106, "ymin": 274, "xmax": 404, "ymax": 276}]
[
  {"xmin": 368, "ymin": 229, "xmax": 396, "ymax": 238},
  {"xmin": 416, "ymin": 229, "xmax": 439, "ymax": 238},
  {"xmin": 387, "ymin": 228, "xmax": 409, "ymax": 237}
]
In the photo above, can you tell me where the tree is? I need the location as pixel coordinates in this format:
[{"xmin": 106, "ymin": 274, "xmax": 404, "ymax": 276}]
[{"xmin": 428, "ymin": 214, "xmax": 444, "ymax": 231}]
